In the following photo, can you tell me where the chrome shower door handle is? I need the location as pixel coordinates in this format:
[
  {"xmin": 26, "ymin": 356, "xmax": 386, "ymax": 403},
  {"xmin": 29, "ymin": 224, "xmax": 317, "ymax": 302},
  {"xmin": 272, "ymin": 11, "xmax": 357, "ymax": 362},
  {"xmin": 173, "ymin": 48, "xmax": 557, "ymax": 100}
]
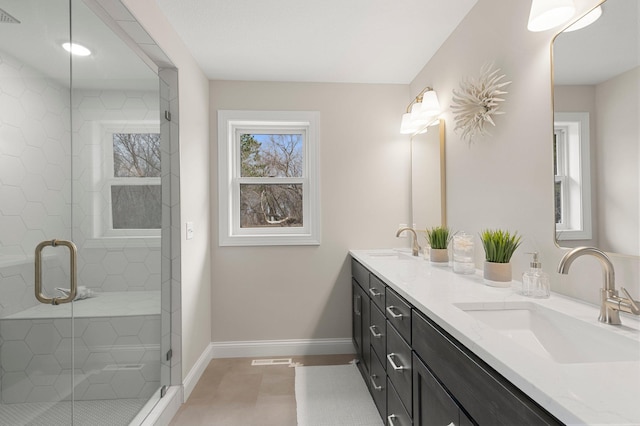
[{"xmin": 35, "ymin": 239, "xmax": 77, "ymax": 305}]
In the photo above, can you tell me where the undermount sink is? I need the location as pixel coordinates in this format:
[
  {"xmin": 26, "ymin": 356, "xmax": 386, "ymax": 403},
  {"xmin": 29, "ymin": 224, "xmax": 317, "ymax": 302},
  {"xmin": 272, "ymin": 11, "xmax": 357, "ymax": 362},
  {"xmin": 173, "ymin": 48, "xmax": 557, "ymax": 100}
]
[
  {"xmin": 366, "ymin": 250, "xmax": 412, "ymax": 259},
  {"xmin": 455, "ymin": 302, "xmax": 640, "ymax": 364}
]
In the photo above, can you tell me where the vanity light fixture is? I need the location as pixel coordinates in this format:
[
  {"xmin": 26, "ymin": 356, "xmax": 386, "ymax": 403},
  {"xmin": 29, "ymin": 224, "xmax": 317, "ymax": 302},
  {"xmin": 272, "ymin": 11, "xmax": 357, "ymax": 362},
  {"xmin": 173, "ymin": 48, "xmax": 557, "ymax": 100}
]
[
  {"xmin": 62, "ymin": 42, "xmax": 92, "ymax": 56},
  {"xmin": 527, "ymin": 0, "xmax": 576, "ymax": 32},
  {"xmin": 563, "ymin": 5, "xmax": 602, "ymax": 32},
  {"xmin": 400, "ymin": 87, "xmax": 441, "ymax": 134}
]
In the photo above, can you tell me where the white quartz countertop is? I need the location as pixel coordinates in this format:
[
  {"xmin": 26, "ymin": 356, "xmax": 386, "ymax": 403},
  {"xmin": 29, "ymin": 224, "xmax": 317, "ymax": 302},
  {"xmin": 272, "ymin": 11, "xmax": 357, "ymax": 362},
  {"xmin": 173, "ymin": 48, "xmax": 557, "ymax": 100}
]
[{"xmin": 350, "ymin": 249, "xmax": 640, "ymax": 426}]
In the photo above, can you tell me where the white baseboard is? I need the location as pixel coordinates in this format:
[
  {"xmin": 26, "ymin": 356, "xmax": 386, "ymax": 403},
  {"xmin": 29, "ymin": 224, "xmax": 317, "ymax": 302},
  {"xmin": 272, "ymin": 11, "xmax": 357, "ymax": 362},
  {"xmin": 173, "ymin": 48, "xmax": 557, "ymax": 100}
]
[
  {"xmin": 182, "ymin": 342, "xmax": 215, "ymax": 402},
  {"xmin": 180, "ymin": 338, "xmax": 354, "ymax": 405},
  {"xmin": 210, "ymin": 338, "xmax": 355, "ymax": 359}
]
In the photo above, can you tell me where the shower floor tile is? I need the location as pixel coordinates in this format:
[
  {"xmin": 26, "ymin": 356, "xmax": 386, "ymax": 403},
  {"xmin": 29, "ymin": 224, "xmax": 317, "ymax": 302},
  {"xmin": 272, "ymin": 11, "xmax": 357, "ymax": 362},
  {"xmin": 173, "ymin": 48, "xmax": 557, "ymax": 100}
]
[{"xmin": 0, "ymin": 398, "xmax": 147, "ymax": 426}]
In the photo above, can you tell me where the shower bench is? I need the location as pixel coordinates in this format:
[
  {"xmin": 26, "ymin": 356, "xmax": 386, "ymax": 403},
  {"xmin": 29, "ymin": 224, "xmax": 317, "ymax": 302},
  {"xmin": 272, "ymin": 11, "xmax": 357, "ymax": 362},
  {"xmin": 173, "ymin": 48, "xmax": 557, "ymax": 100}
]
[{"xmin": 0, "ymin": 291, "xmax": 161, "ymax": 404}]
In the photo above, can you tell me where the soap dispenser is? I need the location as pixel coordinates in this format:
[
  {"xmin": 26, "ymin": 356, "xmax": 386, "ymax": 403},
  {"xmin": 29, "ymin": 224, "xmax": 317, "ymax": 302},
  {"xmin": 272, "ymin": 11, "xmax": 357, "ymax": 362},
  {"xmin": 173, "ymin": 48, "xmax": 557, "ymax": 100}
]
[{"xmin": 520, "ymin": 252, "xmax": 550, "ymax": 298}]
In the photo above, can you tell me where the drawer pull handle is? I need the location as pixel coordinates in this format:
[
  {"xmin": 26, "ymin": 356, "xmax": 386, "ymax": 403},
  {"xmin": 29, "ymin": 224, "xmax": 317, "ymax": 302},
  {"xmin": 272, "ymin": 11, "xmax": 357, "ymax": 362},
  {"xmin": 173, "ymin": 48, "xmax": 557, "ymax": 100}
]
[
  {"xmin": 369, "ymin": 288, "xmax": 382, "ymax": 297},
  {"xmin": 386, "ymin": 305, "xmax": 404, "ymax": 319},
  {"xmin": 387, "ymin": 353, "xmax": 407, "ymax": 371},
  {"xmin": 369, "ymin": 325, "xmax": 383, "ymax": 338},
  {"xmin": 354, "ymin": 295, "xmax": 361, "ymax": 316},
  {"xmin": 369, "ymin": 374, "xmax": 383, "ymax": 391},
  {"xmin": 387, "ymin": 414, "xmax": 399, "ymax": 426}
]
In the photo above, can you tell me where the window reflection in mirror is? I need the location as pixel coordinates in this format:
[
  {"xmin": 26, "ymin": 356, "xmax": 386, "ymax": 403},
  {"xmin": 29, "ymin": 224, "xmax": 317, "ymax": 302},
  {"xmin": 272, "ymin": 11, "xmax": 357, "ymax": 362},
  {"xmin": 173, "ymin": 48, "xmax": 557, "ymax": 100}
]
[
  {"xmin": 410, "ymin": 119, "xmax": 446, "ymax": 243},
  {"xmin": 552, "ymin": 0, "xmax": 639, "ymax": 256}
]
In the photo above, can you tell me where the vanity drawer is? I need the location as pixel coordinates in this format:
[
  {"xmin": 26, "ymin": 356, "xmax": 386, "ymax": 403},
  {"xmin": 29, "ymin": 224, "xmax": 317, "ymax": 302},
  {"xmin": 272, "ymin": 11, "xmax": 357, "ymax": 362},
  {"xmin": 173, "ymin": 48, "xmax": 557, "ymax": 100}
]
[
  {"xmin": 385, "ymin": 288, "xmax": 411, "ymax": 344},
  {"xmin": 369, "ymin": 273, "xmax": 386, "ymax": 311},
  {"xmin": 351, "ymin": 259, "xmax": 369, "ymax": 289},
  {"xmin": 386, "ymin": 323, "xmax": 412, "ymax": 415},
  {"xmin": 413, "ymin": 352, "xmax": 474, "ymax": 426},
  {"xmin": 412, "ymin": 310, "xmax": 562, "ymax": 425},
  {"xmin": 369, "ymin": 349, "xmax": 387, "ymax": 421},
  {"xmin": 369, "ymin": 304, "xmax": 386, "ymax": 362},
  {"xmin": 387, "ymin": 377, "xmax": 412, "ymax": 426}
]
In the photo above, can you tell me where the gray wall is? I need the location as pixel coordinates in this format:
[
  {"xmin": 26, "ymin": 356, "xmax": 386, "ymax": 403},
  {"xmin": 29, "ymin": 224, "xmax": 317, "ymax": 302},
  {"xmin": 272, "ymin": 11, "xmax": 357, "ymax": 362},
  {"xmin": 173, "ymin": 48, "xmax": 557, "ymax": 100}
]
[{"xmin": 210, "ymin": 81, "xmax": 410, "ymax": 343}]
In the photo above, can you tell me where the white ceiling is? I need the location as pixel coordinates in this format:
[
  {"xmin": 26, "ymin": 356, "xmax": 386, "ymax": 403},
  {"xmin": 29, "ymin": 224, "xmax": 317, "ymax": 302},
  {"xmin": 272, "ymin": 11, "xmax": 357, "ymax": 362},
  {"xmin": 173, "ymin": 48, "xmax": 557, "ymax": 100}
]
[
  {"xmin": 1, "ymin": 0, "xmax": 634, "ymax": 91},
  {"xmin": 0, "ymin": 0, "xmax": 158, "ymax": 90},
  {"xmin": 155, "ymin": 0, "xmax": 478, "ymax": 84}
]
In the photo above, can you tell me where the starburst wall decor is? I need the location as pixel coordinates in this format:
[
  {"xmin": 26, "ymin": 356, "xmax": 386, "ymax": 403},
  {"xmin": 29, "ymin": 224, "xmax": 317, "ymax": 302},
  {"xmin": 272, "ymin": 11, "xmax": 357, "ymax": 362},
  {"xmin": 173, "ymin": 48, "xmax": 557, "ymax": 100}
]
[{"xmin": 451, "ymin": 63, "xmax": 511, "ymax": 144}]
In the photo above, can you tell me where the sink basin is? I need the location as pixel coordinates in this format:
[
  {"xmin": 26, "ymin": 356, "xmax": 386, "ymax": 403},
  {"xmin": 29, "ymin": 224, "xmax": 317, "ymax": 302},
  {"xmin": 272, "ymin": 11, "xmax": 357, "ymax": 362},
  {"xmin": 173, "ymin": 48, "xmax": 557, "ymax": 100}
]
[
  {"xmin": 455, "ymin": 302, "xmax": 640, "ymax": 364},
  {"xmin": 366, "ymin": 250, "xmax": 412, "ymax": 259}
]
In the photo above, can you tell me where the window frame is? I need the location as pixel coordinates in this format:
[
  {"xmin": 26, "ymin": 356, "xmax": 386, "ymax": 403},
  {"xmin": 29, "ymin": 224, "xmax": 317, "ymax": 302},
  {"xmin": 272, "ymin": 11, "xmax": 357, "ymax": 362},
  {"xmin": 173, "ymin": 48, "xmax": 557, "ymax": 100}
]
[
  {"xmin": 218, "ymin": 110, "xmax": 320, "ymax": 246},
  {"xmin": 554, "ymin": 112, "xmax": 592, "ymax": 241},
  {"xmin": 98, "ymin": 121, "xmax": 162, "ymax": 240}
]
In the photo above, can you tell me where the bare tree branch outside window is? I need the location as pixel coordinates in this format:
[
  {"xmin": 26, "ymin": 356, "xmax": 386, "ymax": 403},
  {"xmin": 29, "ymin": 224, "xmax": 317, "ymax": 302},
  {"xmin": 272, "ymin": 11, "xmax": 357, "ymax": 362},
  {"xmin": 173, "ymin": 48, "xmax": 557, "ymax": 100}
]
[
  {"xmin": 111, "ymin": 133, "xmax": 161, "ymax": 229},
  {"xmin": 113, "ymin": 133, "xmax": 161, "ymax": 177},
  {"xmin": 240, "ymin": 134, "xmax": 303, "ymax": 227}
]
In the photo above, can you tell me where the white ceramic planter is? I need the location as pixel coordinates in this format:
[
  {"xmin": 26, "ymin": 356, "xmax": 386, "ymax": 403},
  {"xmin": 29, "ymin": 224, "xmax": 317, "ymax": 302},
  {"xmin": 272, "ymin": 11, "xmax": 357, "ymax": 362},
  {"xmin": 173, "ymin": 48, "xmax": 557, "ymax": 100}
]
[
  {"xmin": 430, "ymin": 248, "xmax": 449, "ymax": 265},
  {"xmin": 483, "ymin": 261, "xmax": 512, "ymax": 287}
]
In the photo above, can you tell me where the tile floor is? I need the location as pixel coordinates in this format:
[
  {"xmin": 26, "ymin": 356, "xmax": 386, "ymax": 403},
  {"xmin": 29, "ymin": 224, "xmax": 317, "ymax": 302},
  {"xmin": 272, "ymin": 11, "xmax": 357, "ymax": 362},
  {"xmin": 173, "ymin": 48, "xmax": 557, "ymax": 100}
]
[{"xmin": 169, "ymin": 354, "xmax": 356, "ymax": 425}]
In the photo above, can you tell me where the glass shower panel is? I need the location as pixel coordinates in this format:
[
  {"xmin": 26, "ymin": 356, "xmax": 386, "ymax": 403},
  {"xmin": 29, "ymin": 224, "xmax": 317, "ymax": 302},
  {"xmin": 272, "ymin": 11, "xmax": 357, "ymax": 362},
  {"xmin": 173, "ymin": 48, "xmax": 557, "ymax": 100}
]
[
  {"xmin": 0, "ymin": 0, "xmax": 75, "ymax": 423},
  {"xmin": 69, "ymin": 0, "xmax": 163, "ymax": 423},
  {"xmin": 0, "ymin": 0, "xmax": 165, "ymax": 423}
]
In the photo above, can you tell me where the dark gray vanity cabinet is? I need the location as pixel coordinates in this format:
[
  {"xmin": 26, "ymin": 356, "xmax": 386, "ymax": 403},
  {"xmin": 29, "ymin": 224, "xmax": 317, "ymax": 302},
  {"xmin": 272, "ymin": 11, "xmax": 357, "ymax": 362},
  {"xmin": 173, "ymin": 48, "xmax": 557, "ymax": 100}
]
[
  {"xmin": 351, "ymin": 256, "xmax": 563, "ymax": 426},
  {"xmin": 412, "ymin": 310, "xmax": 563, "ymax": 426},
  {"xmin": 352, "ymin": 278, "xmax": 370, "ymax": 377},
  {"xmin": 388, "ymin": 377, "xmax": 412, "ymax": 426},
  {"xmin": 352, "ymin": 259, "xmax": 413, "ymax": 424},
  {"xmin": 369, "ymin": 274, "xmax": 386, "ymax": 311},
  {"xmin": 385, "ymin": 287, "xmax": 413, "ymax": 418},
  {"xmin": 369, "ymin": 303, "xmax": 386, "ymax": 363},
  {"xmin": 413, "ymin": 353, "xmax": 474, "ymax": 426},
  {"xmin": 370, "ymin": 348, "xmax": 388, "ymax": 420}
]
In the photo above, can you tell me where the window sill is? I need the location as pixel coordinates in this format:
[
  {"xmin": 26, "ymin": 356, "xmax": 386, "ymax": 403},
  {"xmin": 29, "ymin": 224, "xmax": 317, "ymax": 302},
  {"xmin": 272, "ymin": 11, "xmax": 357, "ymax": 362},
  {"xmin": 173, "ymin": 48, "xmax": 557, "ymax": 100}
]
[
  {"xmin": 84, "ymin": 237, "xmax": 161, "ymax": 249},
  {"xmin": 556, "ymin": 228, "xmax": 592, "ymax": 241},
  {"xmin": 219, "ymin": 233, "xmax": 320, "ymax": 247}
]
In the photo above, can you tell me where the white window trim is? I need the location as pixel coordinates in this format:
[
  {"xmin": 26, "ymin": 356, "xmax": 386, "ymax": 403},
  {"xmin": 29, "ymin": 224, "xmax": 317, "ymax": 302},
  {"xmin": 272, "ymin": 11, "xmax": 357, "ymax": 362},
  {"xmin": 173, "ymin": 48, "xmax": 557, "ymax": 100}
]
[
  {"xmin": 218, "ymin": 110, "xmax": 320, "ymax": 246},
  {"xmin": 86, "ymin": 120, "xmax": 161, "ymax": 248},
  {"xmin": 554, "ymin": 112, "xmax": 592, "ymax": 241}
]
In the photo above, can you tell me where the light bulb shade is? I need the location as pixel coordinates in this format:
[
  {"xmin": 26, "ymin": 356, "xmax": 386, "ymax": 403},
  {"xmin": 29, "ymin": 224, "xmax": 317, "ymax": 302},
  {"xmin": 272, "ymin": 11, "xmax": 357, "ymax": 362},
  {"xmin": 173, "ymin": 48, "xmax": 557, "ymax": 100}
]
[
  {"xmin": 564, "ymin": 5, "xmax": 602, "ymax": 32},
  {"xmin": 421, "ymin": 90, "xmax": 441, "ymax": 116},
  {"xmin": 400, "ymin": 88, "xmax": 441, "ymax": 134},
  {"xmin": 410, "ymin": 102, "xmax": 430, "ymax": 127},
  {"xmin": 528, "ymin": 0, "xmax": 576, "ymax": 32},
  {"xmin": 400, "ymin": 112, "xmax": 418, "ymax": 134}
]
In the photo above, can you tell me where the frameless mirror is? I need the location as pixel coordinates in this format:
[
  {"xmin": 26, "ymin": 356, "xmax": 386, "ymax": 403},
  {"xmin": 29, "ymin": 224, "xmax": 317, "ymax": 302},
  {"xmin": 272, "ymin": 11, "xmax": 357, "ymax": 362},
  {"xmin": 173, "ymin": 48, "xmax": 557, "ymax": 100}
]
[
  {"xmin": 552, "ymin": 0, "xmax": 639, "ymax": 256},
  {"xmin": 411, "ymin": 119, "xmax": 446, "ymax": 237}
]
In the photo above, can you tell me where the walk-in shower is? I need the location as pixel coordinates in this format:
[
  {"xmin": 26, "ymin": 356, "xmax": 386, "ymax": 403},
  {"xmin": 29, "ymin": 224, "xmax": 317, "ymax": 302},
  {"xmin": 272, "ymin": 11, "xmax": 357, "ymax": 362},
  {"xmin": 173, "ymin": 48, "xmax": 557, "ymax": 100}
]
[{"xmin": 0, "ymin": 0, "xmax": 177, "ymax": 424}]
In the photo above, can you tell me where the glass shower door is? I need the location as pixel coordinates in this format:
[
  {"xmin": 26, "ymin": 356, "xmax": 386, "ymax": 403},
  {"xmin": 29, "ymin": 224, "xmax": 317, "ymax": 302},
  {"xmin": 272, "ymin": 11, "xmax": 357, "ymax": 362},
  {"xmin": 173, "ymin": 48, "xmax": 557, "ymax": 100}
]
[
  {"xmin": 68, "ymin": 0, "xmax": 164, "ymax": 422},
  {"xmin": 1, "ymin": 0, "xmax": 165, "ymax": 424},
  {"xmin": 0, "ymin": 0, "xmax": 76, "ymax": 423}
]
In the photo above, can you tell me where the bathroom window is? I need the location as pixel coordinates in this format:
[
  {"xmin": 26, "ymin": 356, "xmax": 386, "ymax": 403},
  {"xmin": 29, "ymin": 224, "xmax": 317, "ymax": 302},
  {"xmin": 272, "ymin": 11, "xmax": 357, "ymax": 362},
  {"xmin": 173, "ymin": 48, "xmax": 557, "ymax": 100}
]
[
  {"xmin": 218, "ymin": 110, "xmax": 320, "ymax": 246},
  {"xmin": 554, "ymin": 112, "xmax": 592, "ymax": 240},
  {"xmin": 100, "ymin": 123, "xmax": 161, "ymax": 239}
]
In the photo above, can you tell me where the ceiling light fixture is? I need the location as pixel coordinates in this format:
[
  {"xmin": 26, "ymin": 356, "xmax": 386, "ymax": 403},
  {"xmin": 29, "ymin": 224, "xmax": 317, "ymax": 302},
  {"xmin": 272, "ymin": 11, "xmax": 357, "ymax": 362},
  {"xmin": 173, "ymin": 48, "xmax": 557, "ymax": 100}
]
[
  {"xmin": 62, "ymin": 42, "xmax": 92, "ymax": 57},
  {"xmin": 563, "ymin": 5, "xmax": 603, "ymax": 32},
  {"xmin": 400, "ymin": 87, "xmax": 441, "ymax": 135},
  {"xmin": 527, "ymin": 0, "xmax": 576, "ymax": 32}
]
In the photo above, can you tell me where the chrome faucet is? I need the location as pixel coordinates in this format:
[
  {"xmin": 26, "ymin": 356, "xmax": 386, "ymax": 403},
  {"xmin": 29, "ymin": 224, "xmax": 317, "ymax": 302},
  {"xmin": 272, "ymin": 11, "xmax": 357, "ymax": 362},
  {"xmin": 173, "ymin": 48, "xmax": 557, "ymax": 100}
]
[
  {"xmin": 396, "ymin": 227, "xmax": 421, "ymax": 256},
  {"xmin": 558, "ymin": 247, "xmax": 640, "ymax": 325}
]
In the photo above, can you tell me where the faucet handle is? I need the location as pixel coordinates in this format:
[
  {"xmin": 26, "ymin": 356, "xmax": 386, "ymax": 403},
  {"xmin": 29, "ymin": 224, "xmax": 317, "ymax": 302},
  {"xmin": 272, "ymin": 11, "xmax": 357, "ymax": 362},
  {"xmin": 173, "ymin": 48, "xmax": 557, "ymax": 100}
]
[{"xmin": 620, "ymin": 287, "xmax": 640, "ymax": 312}]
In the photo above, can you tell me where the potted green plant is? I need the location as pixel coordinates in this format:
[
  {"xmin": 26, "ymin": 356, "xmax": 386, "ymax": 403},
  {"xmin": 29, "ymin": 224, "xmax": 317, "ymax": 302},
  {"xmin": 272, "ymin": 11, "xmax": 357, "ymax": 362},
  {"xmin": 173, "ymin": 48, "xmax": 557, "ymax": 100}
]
[
  {"xmin": 480, "ymin": 229, "xmax": 522, "ymax": 285},
  {"xmin": 425, "ymin": 226, "xmax": 453, "ymax": 265}
]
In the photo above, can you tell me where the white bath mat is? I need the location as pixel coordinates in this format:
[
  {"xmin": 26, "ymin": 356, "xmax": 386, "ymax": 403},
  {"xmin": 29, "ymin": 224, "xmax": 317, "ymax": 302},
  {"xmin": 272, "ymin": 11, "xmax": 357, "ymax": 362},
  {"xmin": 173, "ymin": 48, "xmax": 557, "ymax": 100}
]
[{"xmin": 295, "ymin": 363, "xmax": 383, "ymax": 426}]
